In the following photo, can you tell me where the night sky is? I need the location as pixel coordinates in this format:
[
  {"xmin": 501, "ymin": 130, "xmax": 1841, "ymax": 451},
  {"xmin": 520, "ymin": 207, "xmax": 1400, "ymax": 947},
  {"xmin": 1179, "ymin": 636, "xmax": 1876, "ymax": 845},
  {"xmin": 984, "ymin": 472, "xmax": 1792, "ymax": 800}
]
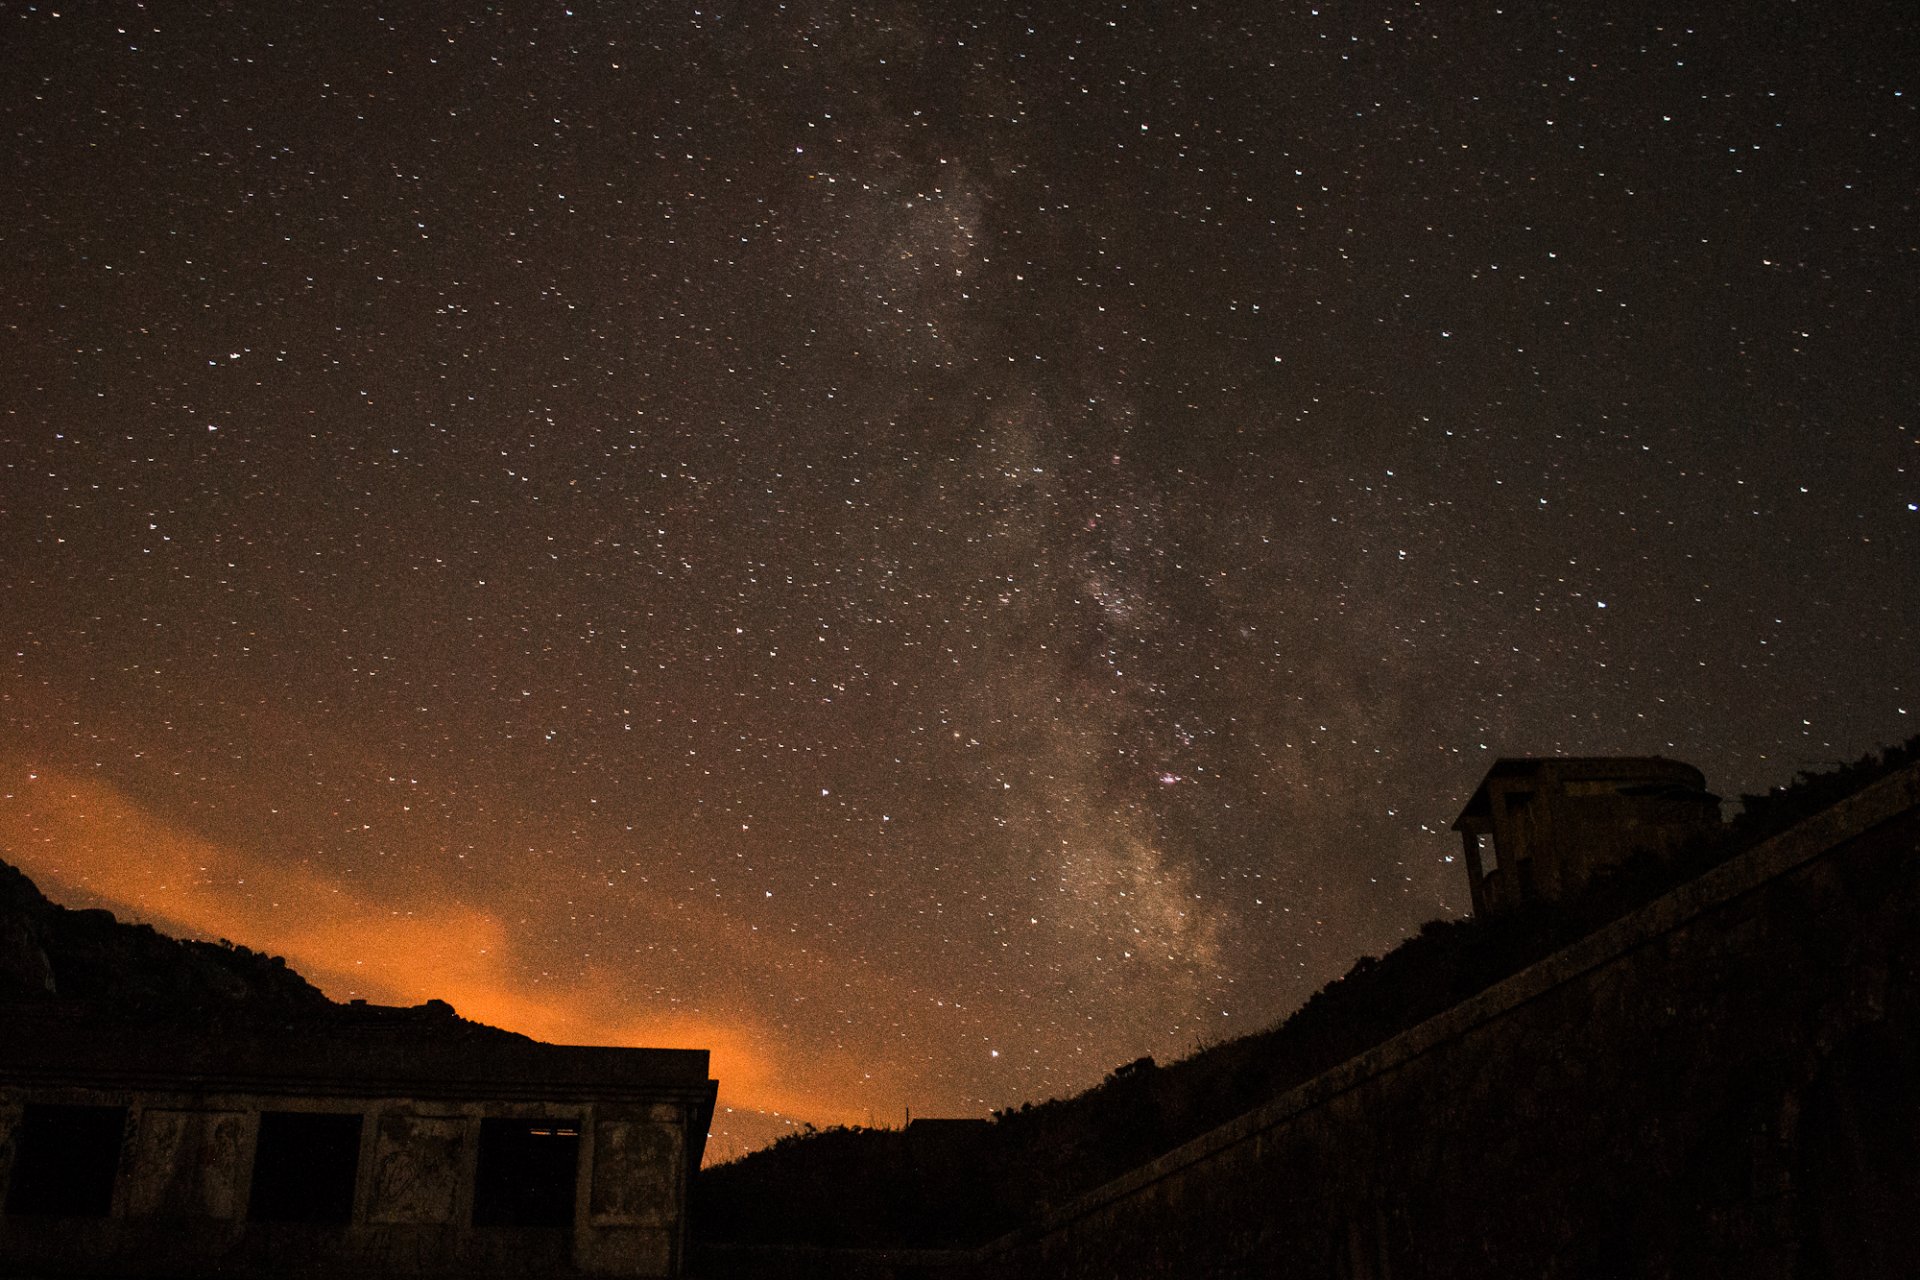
[{"xmin": 3, "ymin": 1, "xmax": 1914, "ymax": 1160}]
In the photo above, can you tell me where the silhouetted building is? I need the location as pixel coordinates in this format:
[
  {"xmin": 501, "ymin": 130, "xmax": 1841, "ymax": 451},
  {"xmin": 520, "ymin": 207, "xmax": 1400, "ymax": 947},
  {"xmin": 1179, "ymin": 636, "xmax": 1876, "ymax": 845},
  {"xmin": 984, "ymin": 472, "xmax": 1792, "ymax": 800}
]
[
  {"xmin": 0, "ymin": 1001, "xmax": 716, "ymax": 1277},
  {"xmin": 965, "ymin": 752, "xmax": 1920, "ymax": 1279},
  {"xmin": 1452, "ymin": 756, "xmax": 1722, "ymax": 916}
]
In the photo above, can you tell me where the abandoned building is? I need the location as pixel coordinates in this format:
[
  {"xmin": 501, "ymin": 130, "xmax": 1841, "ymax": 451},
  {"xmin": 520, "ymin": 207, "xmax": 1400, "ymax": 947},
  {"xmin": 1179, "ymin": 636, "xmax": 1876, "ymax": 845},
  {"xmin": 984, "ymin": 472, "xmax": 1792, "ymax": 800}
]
[
  {"xmin": 9, "ymin": 746, "xmax": 1918, "ymax": 1278},
  {"xmin": 1451, "ymin": 755, "xmax": 1723, "ymax": 916},
  {"xmin": 0, "ymin": 999, "xmax": 717, "ymax": 1277}
]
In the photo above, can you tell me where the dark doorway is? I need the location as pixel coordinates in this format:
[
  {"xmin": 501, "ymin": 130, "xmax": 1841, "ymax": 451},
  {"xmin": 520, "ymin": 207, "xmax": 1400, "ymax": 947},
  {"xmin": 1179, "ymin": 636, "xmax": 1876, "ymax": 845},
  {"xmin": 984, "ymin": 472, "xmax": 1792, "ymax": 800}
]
[
  {"xmin": 4, "ymin": 1103, "xmax": 128, "ymax": 1217},
  {"xmin": 472, "ymin": 1118, "xmax": 580, "ymax": 1228},
  {"xmin": 247, "ymin": 1110, "xmax": 363, "ymax": 1223}
]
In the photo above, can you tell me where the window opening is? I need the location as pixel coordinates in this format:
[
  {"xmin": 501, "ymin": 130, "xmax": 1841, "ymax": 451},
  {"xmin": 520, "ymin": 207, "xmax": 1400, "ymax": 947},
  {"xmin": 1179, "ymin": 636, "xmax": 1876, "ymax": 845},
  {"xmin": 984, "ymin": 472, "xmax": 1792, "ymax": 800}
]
[
  {"xmin": 248, "ymin": 1111, "xmax": 362, "ymax": 1224},
  {"xmin": 472, "ymin": 1118, "xmax": 580, "ymax": 1228},
  {"xmin": 4, "ymin": 1103, "xmax": 128, "ymax": 1218}
]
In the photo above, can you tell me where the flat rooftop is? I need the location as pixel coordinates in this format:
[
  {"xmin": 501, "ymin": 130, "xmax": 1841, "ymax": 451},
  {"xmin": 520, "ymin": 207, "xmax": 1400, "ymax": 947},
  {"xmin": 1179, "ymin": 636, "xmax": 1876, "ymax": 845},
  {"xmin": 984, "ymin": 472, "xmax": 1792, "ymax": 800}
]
[{"xmin": 0, "ymin": 1001, "xmax": 714, "ymax": 1103}]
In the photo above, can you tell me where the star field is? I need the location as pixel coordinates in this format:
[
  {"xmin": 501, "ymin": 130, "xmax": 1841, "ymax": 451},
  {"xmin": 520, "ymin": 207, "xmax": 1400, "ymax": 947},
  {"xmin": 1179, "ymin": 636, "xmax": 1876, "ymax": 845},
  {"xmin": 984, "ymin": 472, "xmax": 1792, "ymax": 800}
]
[{"xmin": 2, "ymin": 1, "xmax": 1915, "ymax": 1159}]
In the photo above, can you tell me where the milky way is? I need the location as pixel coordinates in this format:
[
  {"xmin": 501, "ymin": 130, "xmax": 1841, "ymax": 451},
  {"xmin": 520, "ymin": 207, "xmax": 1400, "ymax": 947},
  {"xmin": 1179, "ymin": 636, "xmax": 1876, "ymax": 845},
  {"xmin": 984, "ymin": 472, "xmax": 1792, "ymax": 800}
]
[{"xmin": 3, "ymin": 2, "xmax": 1915, "ymax": 1159}]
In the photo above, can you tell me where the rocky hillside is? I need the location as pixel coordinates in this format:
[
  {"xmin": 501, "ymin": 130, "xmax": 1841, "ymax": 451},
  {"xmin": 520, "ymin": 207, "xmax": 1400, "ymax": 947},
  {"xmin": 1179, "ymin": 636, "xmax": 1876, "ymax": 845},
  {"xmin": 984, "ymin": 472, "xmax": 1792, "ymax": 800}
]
[
  {"xmin": 0, "ymin": 857, "xmax": 521, "ymax": 1051},
  {"xmin": 0, "ymin": 858, "xmax": 331, "ymax": 1021}
]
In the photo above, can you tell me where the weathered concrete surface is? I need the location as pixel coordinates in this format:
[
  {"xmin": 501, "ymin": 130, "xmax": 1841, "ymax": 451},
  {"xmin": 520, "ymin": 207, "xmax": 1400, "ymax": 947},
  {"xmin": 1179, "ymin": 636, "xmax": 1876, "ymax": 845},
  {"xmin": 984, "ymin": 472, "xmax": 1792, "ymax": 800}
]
[
  {"xmin": 124, "ymin": 1107, "xmax": 248, "ymax": 1219},
  {"xmin": 579, "ymin": 1108, "xmax": 687, "ymax": 1275},
  {"xmin": 975, "ymin": 762, "xmax": 1920, "ymax": 1279},
  {"xmin": 0, "ymin": 1093, "xmax": 703, "ymax": 1277},
  {"xmin": 1455, "ymin": 756, "xmax": 1720, "ymax": 915},
  {"xmin": 369, "ymin": 1111, "xmax": 470, "ymax": 1225},
  {"xmin": 0, "ymin": 1011, "xmax": 716, "ymax": 1276}
]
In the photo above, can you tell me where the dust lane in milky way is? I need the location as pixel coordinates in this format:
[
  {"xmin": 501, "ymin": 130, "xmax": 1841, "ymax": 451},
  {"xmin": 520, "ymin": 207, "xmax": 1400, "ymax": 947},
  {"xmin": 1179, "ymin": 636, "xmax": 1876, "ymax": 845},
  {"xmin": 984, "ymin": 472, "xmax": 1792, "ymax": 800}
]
[{"xmin": 2, "ymin": 2, "xmax": 1914, "ymax": 1159}]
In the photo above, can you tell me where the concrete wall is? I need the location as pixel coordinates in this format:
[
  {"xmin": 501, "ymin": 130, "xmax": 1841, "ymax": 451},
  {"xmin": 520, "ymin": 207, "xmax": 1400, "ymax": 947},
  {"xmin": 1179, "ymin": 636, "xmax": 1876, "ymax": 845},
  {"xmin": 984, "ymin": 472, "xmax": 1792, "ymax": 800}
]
[
  {"xmin": 974, "ymin": 762, "xmax": 1920, "ymax": 1278},
  {"xmin": 0, "ymin": 1090, "xmax": 699, "ymax": 1277}
]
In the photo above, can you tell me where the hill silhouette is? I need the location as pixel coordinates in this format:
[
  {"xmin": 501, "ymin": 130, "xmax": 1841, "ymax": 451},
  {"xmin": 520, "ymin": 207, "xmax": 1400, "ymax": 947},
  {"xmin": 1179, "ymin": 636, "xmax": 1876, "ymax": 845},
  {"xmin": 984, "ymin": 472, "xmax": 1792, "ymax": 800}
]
[
  {"xmin": 0, "ymin": 859, "xmax": 329, "ymax": 1019},
  {"xmin": 695, "ymin": 735, "xmax": 1920, "ymax": 1250},
  {"xmin": 5, "ymin": 736, "xmax": 1914, "ymax": 1253},
  {"xmin": 0, "ymin": 854, "xmax": 530, "ymax": 1050}
]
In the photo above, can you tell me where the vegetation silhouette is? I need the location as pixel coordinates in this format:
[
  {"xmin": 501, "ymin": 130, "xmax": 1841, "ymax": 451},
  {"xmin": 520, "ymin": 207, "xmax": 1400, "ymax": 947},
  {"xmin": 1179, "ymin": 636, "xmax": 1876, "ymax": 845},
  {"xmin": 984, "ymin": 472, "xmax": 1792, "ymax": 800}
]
[
  {"xmin": 6, "ymin": 736, "xmax": 1913, "ymax": 1252},
  {"xmin": 0, "ymin": 859, "xmax": 327, "ymax": 1019},
  {"xmin": 696, "ymin": 735, "xmax": 1920, "ymax": 1250}
]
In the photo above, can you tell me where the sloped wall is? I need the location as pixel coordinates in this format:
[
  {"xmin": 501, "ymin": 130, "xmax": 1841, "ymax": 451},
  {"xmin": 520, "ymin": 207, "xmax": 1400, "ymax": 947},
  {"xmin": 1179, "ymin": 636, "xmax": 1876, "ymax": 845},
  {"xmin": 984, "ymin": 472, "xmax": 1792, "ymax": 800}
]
[{"xmin": 980, "ymin": 764, "xmax": 1920, "ymax": 1279}]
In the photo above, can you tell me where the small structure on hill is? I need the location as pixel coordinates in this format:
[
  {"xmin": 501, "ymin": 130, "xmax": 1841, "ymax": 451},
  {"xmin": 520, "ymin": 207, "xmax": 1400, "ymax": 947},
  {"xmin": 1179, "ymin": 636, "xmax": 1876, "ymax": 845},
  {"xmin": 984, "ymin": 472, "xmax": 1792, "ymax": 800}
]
[
  {"xmin": 0, "ymin": 999, "xmax": 715, "ymax": 1278},
  {"xmin": 1452, "ymin": 756, "xmax": 1722, "ymax": 916}
]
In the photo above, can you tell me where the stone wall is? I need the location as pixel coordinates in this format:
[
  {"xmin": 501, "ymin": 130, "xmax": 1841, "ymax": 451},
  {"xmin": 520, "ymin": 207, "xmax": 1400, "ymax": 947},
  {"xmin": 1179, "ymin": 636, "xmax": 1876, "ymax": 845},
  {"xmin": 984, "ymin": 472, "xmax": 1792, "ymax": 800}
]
[{"xmin": 974, "ymin": 762, "xmax": 1920, "ymax": 1278}]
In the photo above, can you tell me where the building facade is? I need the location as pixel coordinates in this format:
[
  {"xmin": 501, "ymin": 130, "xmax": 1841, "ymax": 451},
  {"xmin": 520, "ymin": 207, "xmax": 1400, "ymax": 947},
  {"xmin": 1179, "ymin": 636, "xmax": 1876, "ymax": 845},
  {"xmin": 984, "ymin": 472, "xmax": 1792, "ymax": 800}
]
[
  {"xmin": 1451, "ymin": 755, "xmax": 1721, "ymax": 916},
  {"xmin": 0, "ymin": 1004, "xmax": 716, "ymax": 1277}
]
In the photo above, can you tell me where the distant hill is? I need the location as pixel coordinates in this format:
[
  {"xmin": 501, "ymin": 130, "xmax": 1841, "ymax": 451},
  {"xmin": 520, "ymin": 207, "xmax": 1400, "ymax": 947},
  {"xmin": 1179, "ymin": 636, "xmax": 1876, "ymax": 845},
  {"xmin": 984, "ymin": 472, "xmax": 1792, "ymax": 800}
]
[
  {"xmin": 8, "ymin": 735, "xmax": 1914, "ymax": 1252},
  {"xmin": 695, "ymin": 734, "xmax": 1920, "ymax": 1250},
  {"xmin": 0, "ymin": 854, "xmax": 521, "ymax": 1048},
  {"xmin": 0, "ymin": 858, "xmax": 331, "ymax": 1020}
]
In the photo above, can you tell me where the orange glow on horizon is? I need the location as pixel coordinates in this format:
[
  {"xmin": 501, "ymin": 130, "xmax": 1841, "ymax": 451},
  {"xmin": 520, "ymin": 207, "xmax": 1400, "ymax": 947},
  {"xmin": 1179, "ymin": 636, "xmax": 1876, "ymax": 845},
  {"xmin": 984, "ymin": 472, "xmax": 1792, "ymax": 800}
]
[{"xmin": 0, "ymin": 761, "xmax": 864, "ymax": 1137}]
